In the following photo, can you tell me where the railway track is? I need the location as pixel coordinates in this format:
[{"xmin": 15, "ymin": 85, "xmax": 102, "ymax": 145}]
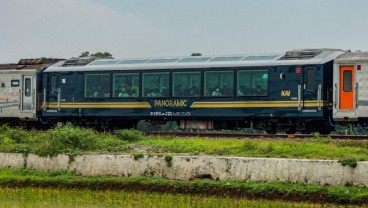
[{"xmin": 145, "ymin": 131, "xmax": 368, "ymax": 140}]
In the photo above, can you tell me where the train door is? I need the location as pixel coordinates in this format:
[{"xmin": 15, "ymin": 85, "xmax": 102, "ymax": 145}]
[
  {"xmin": 47, "ymin": 74, "xmax": 61, "ymax": 110},
  {"xmin": 21, "ymin": 75, "xmax": 33, "ymax": 112},
  {"xmin": 339, "ymin": 66, "xmax": 355, "ymax": 110},
  {"xmin": 299, "ymin": 67, "xmax": 318, "ymax": 111}
]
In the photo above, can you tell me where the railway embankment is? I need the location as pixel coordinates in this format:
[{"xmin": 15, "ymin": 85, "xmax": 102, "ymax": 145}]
[{"xmin": 1, "ymin": 153, "xmax": 367, "ymax": 188}]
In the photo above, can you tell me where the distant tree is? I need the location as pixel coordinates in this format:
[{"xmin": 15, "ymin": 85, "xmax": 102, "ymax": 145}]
[
  {"xmin": 91, "ymin": 52, "xmax": 113, "ymax": 59},
  {"xmin": 78, "ymin": 51, "xmax": 113, "ymax": 59},
  {"xmin": 191, "ymin": 53, "xmax": 202, "ymax": 56},
  {"xmin": 79, "ymin": 51, "xmax": 90, "ymax": 57}
]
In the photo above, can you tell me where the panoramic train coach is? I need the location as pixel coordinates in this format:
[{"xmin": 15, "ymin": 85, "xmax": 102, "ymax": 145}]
[{"xmin": 41, "ymin": 49, "xmax": 344, "ymax": 133}]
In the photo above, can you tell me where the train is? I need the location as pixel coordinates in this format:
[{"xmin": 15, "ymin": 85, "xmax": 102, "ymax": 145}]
[{"xmin": 0, "ymin": 48, "xmax": 367, "ymax": 134}]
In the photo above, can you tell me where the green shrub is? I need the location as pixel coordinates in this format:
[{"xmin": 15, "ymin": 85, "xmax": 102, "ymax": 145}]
[
  {"xmin": 312, "ymin": 133, "xmax": 332, "ymax": 144},
  {"xmin": 34, "ymin": 123, "xmax": 99, "ymax": 156},
  {"xmin": 338, "ymin": 157, "xmax": 358, "ymax": 168},
  {"xmin": 115, "ymin": 129, "xmax": 143, "ymax": 142},
  {"xmin": 134, "ymin": 154, "xmax": 144, "ymax": 160},
  {"xmin": 164, "ymin": 155, "xmax": 173, "ymax": 167},
  {"xmin": 7, "ymin": 128, "xmax": 29, "ymax": 143}
]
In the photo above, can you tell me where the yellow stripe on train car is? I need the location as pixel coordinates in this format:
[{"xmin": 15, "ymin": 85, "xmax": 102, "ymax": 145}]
[
  {"xmin": 46, "ymin": 102, "xmax": 151, "ymax": 109},
  {"xmin": 190, "ymin": 100, "xmax": 327, "ymax": 108}
]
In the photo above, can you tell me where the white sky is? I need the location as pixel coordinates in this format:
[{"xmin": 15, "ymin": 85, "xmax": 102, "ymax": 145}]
[{"xmin": 1, "ymin": 0, "xmax": 368, "ymax": 63}]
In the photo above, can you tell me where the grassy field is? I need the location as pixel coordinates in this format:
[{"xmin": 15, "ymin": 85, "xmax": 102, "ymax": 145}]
[
  {"xmin": 0, "ymin": 124, "xmax": 367, "ymax": 163},
  {"xmin": 1, "ymin": 125, "xmax": 368, "ymax": 205},
  {"xmin": 0, "ymin": 168, "xmax": 367, "ymax": 205},
  {"xmin": 2, "ymin": 187, "xmax": 362, "ymax": 208}
]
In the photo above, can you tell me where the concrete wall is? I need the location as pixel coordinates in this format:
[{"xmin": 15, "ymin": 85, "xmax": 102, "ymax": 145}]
[{"xmin": 0, "ymin": 153, "xmax": 367, "ymax": 187}]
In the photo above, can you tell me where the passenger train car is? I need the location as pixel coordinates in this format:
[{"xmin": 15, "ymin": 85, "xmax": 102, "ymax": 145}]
[
  {"xmin": 0, "ymin": 58, "xmax": 62, "ymax": 127},
  {"xmin": 333, "ymin": 52, "xmax": 368, "ymax": 126},
  {"xmin": 40, "ymin": 49, "xmax": 343, "ymax": 133},
  {"xmin": 1, "ymin": 48, "xmax": 367, "ymax": 134}
]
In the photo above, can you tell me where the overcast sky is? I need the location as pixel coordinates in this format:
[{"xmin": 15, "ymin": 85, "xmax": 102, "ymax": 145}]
[{"xmin": 1, "ymin": 0, "xmax": 367, "ymax": 63}]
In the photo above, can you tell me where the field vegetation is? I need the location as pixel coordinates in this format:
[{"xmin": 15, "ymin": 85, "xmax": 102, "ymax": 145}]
[
  {"xmin": 2, "ymin": 187, "xmax": 362, "ymax": 208},
  {"xmin": 0, "ymin": 168, "xmax": 367, "ymax": 205},
  {"xmin": 1, "ymin": 125, "xmax": 368, "ymax": 205},
  {"xmin": 0, "ymin": 124, "xmax": 367, "ymax": 163}
]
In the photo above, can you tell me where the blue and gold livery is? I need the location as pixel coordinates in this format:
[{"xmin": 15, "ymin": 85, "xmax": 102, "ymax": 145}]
[{"xmin": 41, "ymin": 49, "xmax": 344, "ymax": 133}]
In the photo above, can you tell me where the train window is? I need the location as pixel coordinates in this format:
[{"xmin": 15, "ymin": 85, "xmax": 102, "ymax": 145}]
[
  {"xmin": 84, "ymin": 74, "xmax": 111, "ymax": 98},
  {"xmin": 11, "ymin": 80, "xmax": 20, "ymax": 87},
  {"xmin": 50, "ymin": 75, "xmax": 57, "ymax": 92},
  {"xmin": 237, "ymin": 69, "xmax": 268, "ymax": 96},
  {"xmin": 204, "ymin": 71, "xmax": 234, "ymax": 97},
  {"xmin": 173, "ymin": 72, "xmax": 201, "ymax": 97},
  {"xmin": 343, "ymin": 71, "xmax": 352, "ymax": 92},
  {"xmin": 306, "ymin": 68, "xmax": 315, "ymax": 90},
  {"xmin": 142, "ymin": 72, "xmax": 169, "ymax": 97},
  {"xmin": 113, "ymin": 73, "xmax": 139, "ymax": 98},
  {"xmin": 24, "ymin": 78, "xmax": 31, "ymax": 97}
]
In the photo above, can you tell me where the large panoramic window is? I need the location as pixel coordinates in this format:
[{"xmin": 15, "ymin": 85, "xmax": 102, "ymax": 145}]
[
  {"xmin": 142, "ymin": 72, "xmax": 169, "ymax": 97},
  {"xmin": 173, "ymin": 72, "xmax": 201, "ymax": 97},
  {"xmin": 112, "ymin": 73, "xmax": 139, "ymax": 98},
  {"xmin": 237, "ymin": 69, "xmax": 268, "ymax": 96},
  {"xmin": 204, "ymin": 71, "xmax": 234, "ymax": 97},
  {"xmin": 84, "ymin": 74, "xmax": 111, "ymax": 98}
]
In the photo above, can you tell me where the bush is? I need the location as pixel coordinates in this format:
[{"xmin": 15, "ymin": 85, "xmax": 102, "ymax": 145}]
[
  {"xmin": 339, "ymin": 157, "xmax": 358, "ymax": 168},
  {"xmin": 115, "ymin": 129, "xmax": 143, "ymax": 142},
  {"xmin": 312, "ymin": 133, "xmax": 332, "ymax": 144},
  {"xmin": 34, "ymin": 123, "xmax": 99, "ymax": 156}
]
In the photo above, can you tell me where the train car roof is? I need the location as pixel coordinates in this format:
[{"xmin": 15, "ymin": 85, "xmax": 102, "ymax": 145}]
[
  {"xmin": 0, "ymin": 58, "xmax": 63, "ymax": 71},
  {"xmin": 44, "ymin": 49, "xmax": 345, "ymax": 72},
  {"xmin": 335, "ymin": 52, "xmax": 368, "ymax": 63}
]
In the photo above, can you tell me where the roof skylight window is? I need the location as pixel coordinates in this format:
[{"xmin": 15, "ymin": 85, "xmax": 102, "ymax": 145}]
[
  {"xmin": 209, "ymin": 57, "xmax": 244, "ymax": 62},
  {"xmin": 147, "ymin": 58, "xmax": 179, "ymax": 63}
]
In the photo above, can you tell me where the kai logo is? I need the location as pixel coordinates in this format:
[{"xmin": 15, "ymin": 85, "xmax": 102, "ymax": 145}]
[{"xmin": 281, "ymin": 89, "xmax": 291, "ymax": 97}]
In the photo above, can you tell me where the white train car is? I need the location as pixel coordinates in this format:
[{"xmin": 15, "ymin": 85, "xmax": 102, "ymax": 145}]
[
  {"xmin": 333, "ymin": 52, "xmax": 368, "ymax": 124},
  {"xmin": 0, "ymin": 58, "xmax": 60, "ymax": 126}
]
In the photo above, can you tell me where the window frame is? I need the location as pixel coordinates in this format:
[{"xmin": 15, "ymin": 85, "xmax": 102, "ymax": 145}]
[
  {"xmin": 204, "ymin": 70, "xmax": 235, "ymax": 97},
  {"xmin": 142, "ymin": 72, "xmax": 170, "ymax": 98},
  {"xmin": 306, "ymin": 67, "xmax": 316, "ymax": 90},
  {"xmin": 237, "ymin": 68, "xmax": 269, "ymax": 97},
  {"xmin": 343, "ymin": 70, "xmax": 352, "ymax": 92},
  {"xmin": 84, "ymin": 73, "xmax": 111, "ymax": 98},
  {"xmin": 172, "ymin": 71, "xmax": 201, "ymax": 97},
  {"xmin": 112, "ymin": 72, "xmax": 140, "ymax": 98},
  {"xmin": 24, "ymin": 78, "xmax": 31, "ymax": 97}
]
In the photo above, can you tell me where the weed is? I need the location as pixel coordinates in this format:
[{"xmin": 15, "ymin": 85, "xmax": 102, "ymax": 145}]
[
  {"xmin": 338, "ymin": 157, "xmax": 358, "ymax": 168},
  {"xmin": 133, "ymin": 154, "xmax": 144, "ymax": 160},
  {"xmin": 313, "ymin": 133, "xmax": 332, "ymax": 144},
  {"xmin": 115, "ymin": 129, "xmax": 143, "ymax": 142},
  {"xmin": 164, "ymin": 155, "xmax": 173, "ymax": 167},
  {"xmin": 242, "ymin": 141, "xmax": 257, "ymax": 151}
]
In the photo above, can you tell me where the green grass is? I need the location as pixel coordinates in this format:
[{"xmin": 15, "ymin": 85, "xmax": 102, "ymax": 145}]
[
  {"xmin": 0, "ymin": 124, "xmax": 368, "ymax": 162},
  {"xmin": 0, "ymin": 168, "xmax": 367, "ymax": 205},
  {"xmin": 136, "ymin": 136, "xmax": 368, "ymax": 161},
  {"xmin": 2, "ymin": 187, "xmax": 359, "ymax": 208}
]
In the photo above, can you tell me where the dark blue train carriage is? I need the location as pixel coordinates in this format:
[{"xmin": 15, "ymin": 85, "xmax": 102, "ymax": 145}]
[{"xmin": 40, "ymin": 49, "xmax": 344, "ymax": 133}]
